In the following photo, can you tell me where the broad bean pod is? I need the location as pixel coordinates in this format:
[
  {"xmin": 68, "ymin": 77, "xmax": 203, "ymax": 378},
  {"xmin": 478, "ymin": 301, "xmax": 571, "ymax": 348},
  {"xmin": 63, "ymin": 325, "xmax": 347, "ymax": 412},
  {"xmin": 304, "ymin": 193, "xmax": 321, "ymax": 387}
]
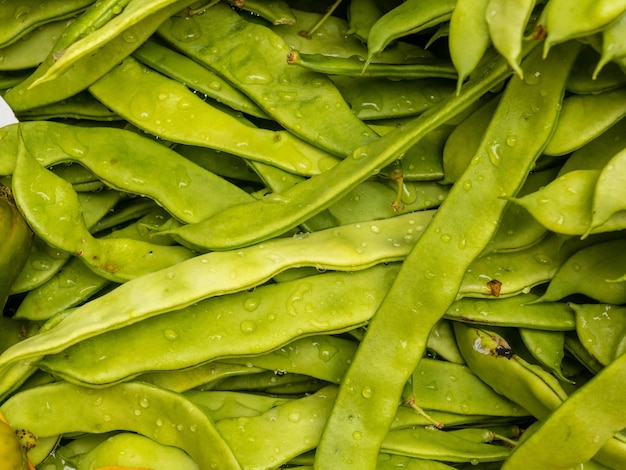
[
  {"xmin": 0, "ymin": 0, "xmax": 92, "ymax": 48},
  {"xmin": 0, "ymin": 381, "xmax": 241, "ymax": 469},
  {"xmin": 158, "ymin": 3, "xmax": 378, "ymax": 157},
  {"xmin": 0, "ymin": 121, "xmax": 253, "ymax": 223},
  {"xmin": 3, "ymin": 0, "xmax": 189, "ymax": 111},
  {"xmin": 36, "ymin": 265, "xmax": 398, "ymax": 385},
  {"xmin": 158, "ymin": 42, "xmax": 526, "ymax": 251},
  {"xmin": 89, "ymin": 56, "xmax": 340, "ymax": 177},
  {"xmin": 572, "ymin": 303, "xmax": 626, "ymax": 366},
  {"xmin": 366, "ymin": 0, "xmax": 456, "ymax": 63},
  {"xmin": 315, "ymin": 42, "xmax": 577, "ymax": 469},
  {"xmin": 12, "ymin": 145, "xmax": 195, "ymax": 283},
  {"xmin": 0, "ymin": 210, "xmax": 433, "ymax": 398},
  {"xmin": 502, "ymin": 343, "xmax": 626, "ymax": 469},
  {"xmin": 286, "ymin": 50, "xmax": 458, "ymax": 80},
  {"xmin": 543, "ymin": 86, "xmax": 626, "ymax": 156}
]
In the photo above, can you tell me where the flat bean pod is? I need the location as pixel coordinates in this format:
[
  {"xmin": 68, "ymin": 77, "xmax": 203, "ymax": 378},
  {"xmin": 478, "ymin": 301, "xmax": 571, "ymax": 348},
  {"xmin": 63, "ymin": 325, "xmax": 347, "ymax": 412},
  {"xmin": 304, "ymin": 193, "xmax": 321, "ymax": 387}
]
[
  {"xmin": 538, "ymin": 238, "xmax": 626, "ymax": 303},
  {"xmin": 0, "ymin": 0, "xmax": 93, "ymax": 48},
  {"xmin": 286, "ymin": 50, "xmax": 458, "ymax": 80},
  {"xmin": 36, "ymin": 265, "xmax": 398, "ymax": 385},
  {"xmin": 316, "ymin": 42, "xmax": 575, "ymax": 469},
  {"xmin": 445, "ymin": 293, "xmax": 575, "ymax": 330},
  {"xmin": 448, "ymin": 0, "xmax": 492, "ymax": 93},
  {"xmin": 502, "ymin": 347, "xmax": 626, "ymax": 469},
  {"xmin": 74, "ymin": 432, "xmax": 199, "ymax": 469},
  {"xmin": 1, "ymin": 122, "xmax": 251, "ymax": 223},
  {"xmin": 543, "ymin": 0, "xmax": 626, "ymax": 56},
  {"xmin": 227, "ymin": 0, "xmax": 296, "ymax": 25},
  {"xmin": 453, "ymin": 323, "xmax": 566, "ymax": 420},
  {"xmin": 0, "ymin": 381, "xmax": 241, "ymax": 469},
  {"xmin": 158, "ymin": 44, "xmax": 523, "ymax": 251},
  {"xmin": 572, "ymin": 303, "xmax": 626, "ymax": 366},
  {"xmin": 381, "ymin": 426, "xmax": 510, "ymax": 463},
  {"xmin": 133, "ymin": 40, "xmax": 269, "ymax": 119},
  {"xmin": 567, "ymin": 45, "xmax": 626, "ymax": 94},
  {"xmin": 347, "ymin": 0, "xmax": 382, "ymax": 41},
  {"xmin": 331, "ymin": 76, "xmax": 455, "ymax": 121},
  {"xmin": 408, "ymin": 358, "xmax": 530, "ymax": 417},
  {"xmin": 30, "ymin": 0, "xmax": 186, "ymax": 87},
  {"xmin": 485, "ymin": 0, "xmax": 536, "ymax": 79},
  {"xmin": 590, "ymin": 146, "xmax": 626, "ymax": 230},
  {"xmin": 594, "ymin": 10, "xmax": 626, "ymax": 77},
  {"xmin": 0, "ymin": 19, "xmax": 71, "ymax": 71},
  {"xmin": 366, "ymin": 0, "xmax": 457, "ymax": 62},
  {"xmin": 185, "ymin": 389, "xmax": 292, "ymax": 422},
  {"xmin": 0, "ymin": 211, "xmax": 432, "ymax": 397},
  {"xmin": 10, "ymin": 189, "xmax": 122, "ymax": 294},
  {"xmin": 15, "ymin": 209, "xmax": 177, "ymax": 321},
  {"xmin": 4, "ymin": 0, "xmax": 188, "ymax": 111},
  {"xmin": 89, "ymin": 56, "xmax": 339, "ymax": 176},
  {"xmin": 12, "ymin": 147, "xmax": 195, "ymax": 283},
  {"xmin": 544, "ymin": 87, "xmax": 626, "ymax": 156},
  {"xmin": 158, "ymin": 3, "xmax": 378, "ymax": 157},
  {"xmin": 519, "ymin": 328, "xmax": 569, "ymax": 382}
]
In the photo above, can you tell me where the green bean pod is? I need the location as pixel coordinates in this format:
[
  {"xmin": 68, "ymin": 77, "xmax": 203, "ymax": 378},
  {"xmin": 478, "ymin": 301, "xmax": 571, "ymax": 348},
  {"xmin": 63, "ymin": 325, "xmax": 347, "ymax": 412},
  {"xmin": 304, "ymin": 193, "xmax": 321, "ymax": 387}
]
[
  {"xmin": 74, "ymin": 432, "xmax": 199, "ymax": 469},
  {"xmin": 590, "ymin": 146, "xmax": 626, "ymax": 231},
  {"xmin": 0, "ymin": 211, "xmax": 433, "ymax": 397},
  {"xmin": 448, "ymin": 0, "xmax": 492, "ymax": 92},
  {"xmin": 544, "ymin": 86, "xmax": 626, "ymax": 156},
  {"xmin": 0, "ymin": 184, "xmax": 33, "ymax": 311},
  {"xmin": 366, "ymin": 0, "xmax": 456, "ymax": 62},
  {"xmin": 89, "ymin": 56, "xmax": 340, "ymax": 176},
  {"xmin": 158, "ymin": 3, "xmax": 378, "ymax": 157},
  {"xmin": 594, "ymin": 10, "xmax": 626, "ymax": 78},
  {"xmin": 0, "ymin": 19, "xmax": 71, "ymax": 71},
  {"xmin": 537, "ymin": 238, "xmax": 626, "ymax": 304},
  {"xmin": 12, "ymin": 145, "xmax": 195, "ymax": 283},
  {"xmin": 445, "ymin": 293, "xmax": 575, "ymax": 330},
  {"xmin": 316, "ymin": 41, "xmax": 576, "ymax": 470},
  {"xmin": 485, "ymin": 0, "xmax": 536, "ymax": 79},
  {"xmin": 347, "ymin": 0, "xmax": 383, "ymax": 41},
  {"xmin": 286, "ymin": 50, "xmax": 458, "ymax": 80},
  {"xmin": 133, "ymin": 40, "xmax": 269, "ymax": 119},
  {"xmin": 36, "ymin": 265, "xmax": 398, "ymax": 385},
  {"xmin": 3, "ymin": 0, "xmax": 189, "ymax": 111},
  {"xmin": 0, "ymin": 381, "xmax": 242, "ymax": 469},
  {"xmin": 543, "ymin": 0, "xmax": 626, "ymax": 57},
  {"xmin": 502, "ymin": 345, "xmax": 626, "ymax": 469},
  {"xmin": 0, "ymin": 0, "xmax": 93, "ymax": 48},
  {"xmin": 572, "ymin": 303, "xmax": 626, "ymax": 366}
]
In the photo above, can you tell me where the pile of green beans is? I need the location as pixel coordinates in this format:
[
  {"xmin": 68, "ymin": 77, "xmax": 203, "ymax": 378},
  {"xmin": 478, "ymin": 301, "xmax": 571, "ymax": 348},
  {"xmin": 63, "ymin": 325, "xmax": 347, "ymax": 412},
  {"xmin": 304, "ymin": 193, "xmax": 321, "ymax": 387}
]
[{"xmin": 1, "ymin": 0, "xmax": 626, "ymax": 469}]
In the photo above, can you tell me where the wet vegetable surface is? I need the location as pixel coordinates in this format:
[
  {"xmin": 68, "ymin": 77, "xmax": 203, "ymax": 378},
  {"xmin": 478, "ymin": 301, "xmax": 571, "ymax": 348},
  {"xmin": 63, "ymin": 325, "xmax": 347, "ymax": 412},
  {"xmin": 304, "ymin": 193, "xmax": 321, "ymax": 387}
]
[{"xmin": 1, "ymin": 1, "xmax": 626, "ymax": 469}]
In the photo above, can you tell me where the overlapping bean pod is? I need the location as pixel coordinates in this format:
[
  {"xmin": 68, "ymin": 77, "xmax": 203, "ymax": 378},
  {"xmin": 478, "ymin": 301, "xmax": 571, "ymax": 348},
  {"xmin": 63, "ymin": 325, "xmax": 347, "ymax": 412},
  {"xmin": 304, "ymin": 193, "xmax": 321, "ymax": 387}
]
[{"xmin": 1, "ymin": 1, "xmax": 626, "ymax": 469}]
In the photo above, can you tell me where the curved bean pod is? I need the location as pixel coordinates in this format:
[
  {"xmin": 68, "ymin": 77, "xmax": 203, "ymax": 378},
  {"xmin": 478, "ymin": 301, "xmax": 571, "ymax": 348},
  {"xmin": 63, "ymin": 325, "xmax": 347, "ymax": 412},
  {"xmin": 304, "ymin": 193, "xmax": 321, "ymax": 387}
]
[
  {"xmin": 4, "ymin": 0, "xmax": 188, "ymax": 111},
  {"xmin": 537, "ymin": 238, "xmax": 626, "ymax": 304},
  {"xmin": 315, "ymin": 42, "xmax": 576, "ymax": 469},
  {"xmin": 590, "ymin": 146, "xmax": 626, "ymax": 231},
  {"xmin": 12, "ymin": 146, "xmax": 195, "ymax": 283},
  {"xmin": 133, "ymin": 40, "xmax": 269, "ymax": 119},
  {"xmin": 445, "ymin": 293, "xmax": 576, "ymax": 330},
  {"xmin": 75, "ymin": 432, "xmax": 199, "ymax": 469},
  {"xmin": 0, "ymin": 211, "xmax": 433, "ymax": 397},
  {"xmin": 485, "ymin": 0, "xmax": 536, "ymax": 79},
  {"xmin": 572, "ymin": 303, "xmax": 626, "ymax": 366},
  {"xmin": 1, "ymin": 121, "xmax": 252, "ymax": 223},
  {"xmin": 448, "ymin": 0, "xmax": 492, "ymax": 93},
  {"xmin": 159, "ymin": 44, "xmax": 524, "ymax": 251},
  {"xmin": 0, "ymin": 381, "xmax": 241, "ymax": 469},
  {"xmin": 89, "ymin": 56, "xmax": 340, "ymax": 177},
  {"xmin": 158, "ymin": 3, "xmax": 378, "ymax": 157},
  {"xmin": 543, "ymin": 0, "xmax": 626, "ymax": 57},
  {"xmin": 0, "ymin": 0, "xmax": 92, "ymax": 48},
  {"xmin": 36, "ymin": 265, "xmax": 398, "ymax": 385},
  {"xmin": 286, "ymin": 50, "xmax": 458, "ymax": 80},
  {"xmin": 347, "ymin": 0, "xmax": 382, "ymax": 41},
  {"xmin": 594, "ymin": 11, "xmax": 626, "ymax": 78},
  {"xmin": 544, "ymin": 87, "xmax": 626, "ymax": 156},
  {"xmin": 366, "ymin": 0, "xmax": 456, "ymax": 63},
  {"xmin": 502, "ymin": 347, "xmax": 626, "ymax": 469}
]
